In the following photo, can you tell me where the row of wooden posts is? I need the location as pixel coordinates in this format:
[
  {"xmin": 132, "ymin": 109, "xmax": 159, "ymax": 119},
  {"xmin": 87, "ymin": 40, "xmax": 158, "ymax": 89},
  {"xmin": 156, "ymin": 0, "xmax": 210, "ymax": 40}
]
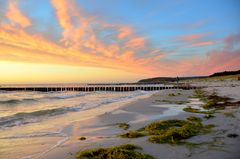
[{"xmin": 0, "ymin": 85, "xmax": 198, "ymax": 92}]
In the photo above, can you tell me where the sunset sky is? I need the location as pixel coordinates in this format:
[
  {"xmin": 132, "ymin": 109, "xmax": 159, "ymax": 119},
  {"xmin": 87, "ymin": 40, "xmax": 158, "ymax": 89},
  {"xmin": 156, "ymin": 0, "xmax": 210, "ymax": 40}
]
[{"xmin": 0, "ymin": 0, "xmax": 239, "ymax": 84}]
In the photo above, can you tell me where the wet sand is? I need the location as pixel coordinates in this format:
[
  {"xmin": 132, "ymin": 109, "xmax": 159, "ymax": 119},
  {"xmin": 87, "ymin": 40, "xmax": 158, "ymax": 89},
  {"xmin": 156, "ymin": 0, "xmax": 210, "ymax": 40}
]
[{"xmin": 43, "ymin": 80, "xmax": 240, "ymax": 159}]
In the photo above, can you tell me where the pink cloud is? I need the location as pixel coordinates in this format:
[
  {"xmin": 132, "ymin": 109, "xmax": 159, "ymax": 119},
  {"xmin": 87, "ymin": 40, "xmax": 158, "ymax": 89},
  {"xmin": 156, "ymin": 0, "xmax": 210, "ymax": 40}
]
[
  {"xmin": 125, "ymin": 37, "xmax": 145, "ymax": 48},
  {"xmin": 188, "ymin": 41, "xmax": 217, "ymax": 48},
  {"xmin": 117, "ymin": 26, "xmax": 133, "ymax": 39},
  {"xmin": 177, "ymin": 33, "xmax": 207, "ymax": 42},
  {"xmin": 183, "ymin": 33, "xmax": 240, "ymax": 75}
]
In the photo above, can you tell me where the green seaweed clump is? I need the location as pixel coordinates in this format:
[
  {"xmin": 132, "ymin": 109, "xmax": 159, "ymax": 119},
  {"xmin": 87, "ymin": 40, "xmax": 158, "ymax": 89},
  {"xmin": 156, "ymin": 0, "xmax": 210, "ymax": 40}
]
[
  {"xmin": 187, "ymin": 116, "xmax": 202, "ymax": 123},
  {"xmin": 144, "ymin": 119, "xmax": 188, "ymax": 135},
  {"xmin": 116, "ymin": 123, "xmax": 130, "ymax": 130},
  {"xmin": 203, "ymin": 99, "xmax": 217, "ymax": 109},
  {"xmin": 148, "ymin": 123, "xmax": 202, "ymax": 144},
  {"xmin": 76, "ymin": 144, "xmax": 155, "ymax": 159},
  {"xmin": 204, "ymin": 114, "xmax": 215, "ymax": 119},
  {"xmin": 144, "ymin": 119, "xmax": 204, "ymax": 144},
  {"xmin": 156, "ymin": 99, "xmax": 186, "ymax": 105},
  {"xmin": 119, "ymin": 131, "xmax": 146, "ymax": 138},
  {"xmin": 189, "ymin": 89, "xmax": 206, "ymax": 99},
  {"xmin": 168, "ymin": 93, "xmax": 176, "ymax": 96},
  {"xmin": 202, "ymin": 93, "xmax": 232, "ymax": 109},
  {"xmin": 183, "ymin": 106, "xmax": 215, "ymax": 114}
]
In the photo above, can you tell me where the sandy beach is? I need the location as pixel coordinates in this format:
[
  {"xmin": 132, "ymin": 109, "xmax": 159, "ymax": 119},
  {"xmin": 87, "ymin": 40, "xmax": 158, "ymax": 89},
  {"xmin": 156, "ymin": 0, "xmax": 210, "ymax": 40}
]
[{"xmin": 39, "ymin": 79, "xmax": 240, "ymax": 159}]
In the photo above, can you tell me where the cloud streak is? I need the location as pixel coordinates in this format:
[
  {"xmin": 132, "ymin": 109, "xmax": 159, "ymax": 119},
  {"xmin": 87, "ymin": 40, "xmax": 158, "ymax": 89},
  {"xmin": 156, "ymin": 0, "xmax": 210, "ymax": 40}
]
[{"xmin": 6, "ymin": 0, "xmax": 31, "ymax": 28}]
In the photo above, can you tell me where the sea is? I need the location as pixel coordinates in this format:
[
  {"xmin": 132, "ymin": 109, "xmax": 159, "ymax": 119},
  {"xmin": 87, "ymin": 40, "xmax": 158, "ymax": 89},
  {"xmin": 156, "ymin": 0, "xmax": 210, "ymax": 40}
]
[{"xmin": 0, "ymin": 84, "xmax": 153, "ymax": 159}]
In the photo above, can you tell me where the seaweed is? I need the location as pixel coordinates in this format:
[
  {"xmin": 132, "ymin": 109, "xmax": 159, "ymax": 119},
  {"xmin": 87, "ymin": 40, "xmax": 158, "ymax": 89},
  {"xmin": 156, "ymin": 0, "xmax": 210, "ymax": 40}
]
[
  {"xmin": 186, "ymin": 116, "xmax": 202, "ymax": 123},
  {"xmin": 168, "ymin": 93, "xmax": 176, "ymax": 96},
  {"xmin": 76, "ymin": 144, "xmax": 155, "ymax": 159},
  {"xmin": 156, "ymin": 99, "xmax": 186, "ymax": 105},
  {"xmin": 119, "ymin": 131, "xmax": 146, "ymax": 138},
  {"xmin": 183, "ymin": 106, "xmax": 215, "ymax": 114},
  {"xmin": 147, "ymin": 122, "xmax": 202, "ymax": 144},
  {"xmin": 204, "ymin": 114, "xmax": 215, "ymax": 119},
  {"xmin": 116, "ymin": 123, "xmax": 130, "ymax": 130}
]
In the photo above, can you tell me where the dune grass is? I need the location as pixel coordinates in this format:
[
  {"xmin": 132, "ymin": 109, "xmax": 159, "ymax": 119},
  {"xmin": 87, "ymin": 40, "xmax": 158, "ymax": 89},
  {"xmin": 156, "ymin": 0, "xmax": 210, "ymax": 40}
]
[{"xmin": 76, "ymin": 144, "xmax": 155, "ymax": 159}]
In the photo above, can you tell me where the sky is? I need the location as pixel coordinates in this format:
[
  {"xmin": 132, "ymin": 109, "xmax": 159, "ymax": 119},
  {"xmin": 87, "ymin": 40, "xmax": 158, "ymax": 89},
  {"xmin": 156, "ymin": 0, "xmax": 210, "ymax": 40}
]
[{"xmin": 0, "ymin": 0, "xmax": 239, "ymax": 84}]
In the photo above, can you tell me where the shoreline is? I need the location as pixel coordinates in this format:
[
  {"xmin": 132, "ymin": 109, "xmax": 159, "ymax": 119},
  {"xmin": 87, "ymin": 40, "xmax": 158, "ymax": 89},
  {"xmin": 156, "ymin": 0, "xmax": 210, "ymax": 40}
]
[
  {"xmin": 3, "ymin": 80, "xmax": 239, "ymax": 159},
  {"xmin": 43, "ymin": 80, "xmax": 240, "ymax": 159},
  {"xmin": 19, "ymin": 91, "xmax": 155, "ymax": 159},
  {"xmin": 42, "ymin": 89, "xmax": 194, "ymax": 159}
]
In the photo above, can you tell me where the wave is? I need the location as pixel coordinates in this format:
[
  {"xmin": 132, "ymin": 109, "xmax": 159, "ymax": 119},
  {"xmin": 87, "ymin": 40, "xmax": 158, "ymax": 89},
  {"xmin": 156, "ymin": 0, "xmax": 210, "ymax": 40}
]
[
  {"xmin": 48, "ymin": 92, "xmax": 89, "ymax": 100},
  {"xmin": 0, "ymin": 91, "xmax": 149, "ymax": 129},
  {"xmin": 0, "ymin": 92, "xmax": 89, "ymax": 105},
  {"xmin": 0, "ymin": 106, "xmax": 83, "ymax": 129},
  {"xmin": 0, "ymin": 131, "xmax": 64, "ymax": 139},
  {"xmin": 0, "ymin": 98, "xmax": 37, "ymax": 105}
]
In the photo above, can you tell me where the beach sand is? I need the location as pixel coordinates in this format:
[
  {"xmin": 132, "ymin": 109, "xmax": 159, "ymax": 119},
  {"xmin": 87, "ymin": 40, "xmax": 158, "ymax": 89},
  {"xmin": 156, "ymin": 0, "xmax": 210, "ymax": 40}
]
[{"xmin": 42, "ymin": 80, "xmax": 240, "ymax": 159}]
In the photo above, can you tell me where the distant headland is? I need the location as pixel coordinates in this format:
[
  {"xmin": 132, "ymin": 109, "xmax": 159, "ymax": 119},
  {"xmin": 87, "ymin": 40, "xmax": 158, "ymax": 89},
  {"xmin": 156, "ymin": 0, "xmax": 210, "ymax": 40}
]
[{"xmin": 138, "ymin": 70, "xmax": 240, "ymax": 83}]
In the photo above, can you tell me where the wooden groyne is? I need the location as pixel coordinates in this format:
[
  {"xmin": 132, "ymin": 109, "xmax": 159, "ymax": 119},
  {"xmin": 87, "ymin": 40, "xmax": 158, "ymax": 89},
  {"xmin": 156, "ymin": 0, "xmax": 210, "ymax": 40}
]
[{"xmin": 0, "ymin": 84, "xmax": 201, "ymax": 92}]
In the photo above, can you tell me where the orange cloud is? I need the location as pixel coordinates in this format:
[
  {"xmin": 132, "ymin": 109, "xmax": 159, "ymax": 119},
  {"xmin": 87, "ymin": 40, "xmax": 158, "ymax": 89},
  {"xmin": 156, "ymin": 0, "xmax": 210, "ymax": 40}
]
[
  {"xmin": 0, "ymin": 23, "xmax": 158, "ymax": 75},
  {"xmin": 6, "ymin": 0, "xmax": 31, "ymax": 28}
]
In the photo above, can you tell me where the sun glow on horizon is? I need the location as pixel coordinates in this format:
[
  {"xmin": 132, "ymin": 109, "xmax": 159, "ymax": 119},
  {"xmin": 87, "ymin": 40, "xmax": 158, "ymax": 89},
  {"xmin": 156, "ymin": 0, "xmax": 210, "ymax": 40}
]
[{"xmin": 0, "ymin": 61, "xmax": 147, "ymax": 84}]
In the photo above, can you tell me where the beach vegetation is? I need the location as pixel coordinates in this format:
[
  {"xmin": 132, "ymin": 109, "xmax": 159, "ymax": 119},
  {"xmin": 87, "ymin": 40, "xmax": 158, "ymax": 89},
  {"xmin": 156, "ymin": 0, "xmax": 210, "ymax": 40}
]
[
  {"xmin": 144, "ymin": 118, "xmax": 209, "ymax": 144},
  {"xmin": 76, "ymin": 144, "xmax": 155, "ymax": 159},
  {"xmin": 156, "ymin": 99, "xmax": 186, "ymax": 105},
  {"xmin": 116, "ymin": 123, "xmax": 130, "ymax": 130},
  {"xmin": 202, "ymin": 93, "xmax": 233, "ymax": 109},
  {"xmin": 119, "ymin": 131, "xmax": 146, "ymax": 138},
  {"xmin": 147, "ymin": 122, "xmax": 203, "ymax": 144},
  {"xmin": 183, "ymin": 106, "xmax": 215, "ymax": 114},
  {"xmin": 186, "ymin": 116, "xmax": 202, "ymax": 123},
  {"xmin": 189, "ymin": 89, "xmax": 206, "ymax": 99},
  {"xmin": 130, "ymin": 117, "xmax": 214, "ymax": 144},
  {"xmin": 204, "ymin": 114, "xmax": 215, "ymax": 119},
  {"xmin": 168, "ymin": 93, "xmax": 176, "ymax": 96}
]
